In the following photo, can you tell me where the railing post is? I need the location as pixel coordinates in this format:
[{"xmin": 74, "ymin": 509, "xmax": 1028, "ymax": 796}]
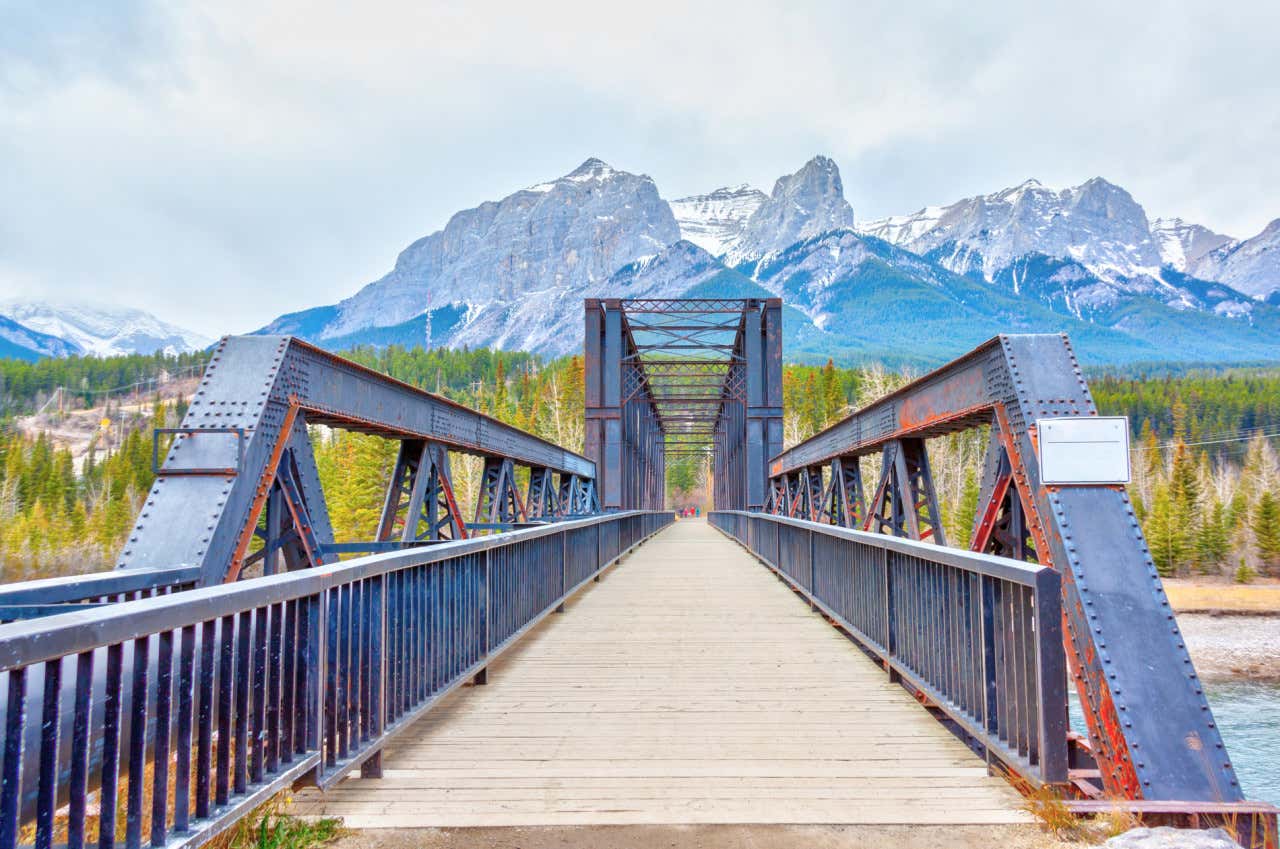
[
  {"xmin": 979, "ymin": 575, "xmax": 998, "ymax": 772},
  {"xmin": 360, "ymin": 576, "xmax": 385, "ymax": 778},
  {"xmin": 808, "ymin": 529, "xmax": 818, "ymax": 609},
  {"xmin": 303, "ymin": 591, "xmax": 325, "ymax": 785},
  {"xmin": 883, "ymin": 547, "xmax": 898, "ymax": 682},
  {"xmin": 1034, "ymin": 568, "xmax": 1068, "ymax": 783},
  {"xmin": 594, "ymin": 522, "xmax": 602, "ymax": 581},
  {"xmin": 474, "ymin": 550, "xmax": 490, "ymax": 685},
  {"xmin": 556, "ymin": 530, "xmax": 567, "ymax": 613}
]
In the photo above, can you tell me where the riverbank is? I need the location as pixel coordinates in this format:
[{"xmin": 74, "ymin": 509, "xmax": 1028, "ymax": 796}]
[
  {"xmin": 1164, "ymin": 579, "xmax": 1280, "ymax": 615},
  {"xmin": 1177, "ymin": 614, "xmax": 1280, "ymax": 681}
]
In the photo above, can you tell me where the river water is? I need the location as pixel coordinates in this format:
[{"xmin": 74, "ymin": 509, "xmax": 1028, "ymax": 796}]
[{"xmin": 1070, "ymin": 680, "xmax": 1280, "ymax": 805}]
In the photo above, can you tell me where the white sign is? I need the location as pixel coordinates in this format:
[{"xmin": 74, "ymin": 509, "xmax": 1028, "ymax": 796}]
[{"xmin": 1036, "ymin": 417, "xmax": 1131, "ymax": 485}]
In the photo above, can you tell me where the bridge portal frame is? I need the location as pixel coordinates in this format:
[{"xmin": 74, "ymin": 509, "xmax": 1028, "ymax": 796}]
[{"xmin": 584, "ymin": 298, "xmax": 782, "ymax": 512}]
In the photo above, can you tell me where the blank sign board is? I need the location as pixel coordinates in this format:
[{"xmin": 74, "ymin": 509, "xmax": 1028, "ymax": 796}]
[{"xmin": 1037, "ymin": 417, "xmax": 1131, "ymax": 485}]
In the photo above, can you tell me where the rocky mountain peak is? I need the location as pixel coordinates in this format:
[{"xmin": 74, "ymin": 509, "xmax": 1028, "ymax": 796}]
[
  {"xmin": 1191, "ymin": 216, "xmax": 1280, "ymax": 299},
  {"xmin": 670, "ymin": 185, "xmax": 768, "ymax": 256},
  {"xmin": 727, "ymin": 155, "xmax": 855, "ymax": 265},
  {"xmin": 1151, "ymin": 217, "xmax": 1237, "ymax": 272}
]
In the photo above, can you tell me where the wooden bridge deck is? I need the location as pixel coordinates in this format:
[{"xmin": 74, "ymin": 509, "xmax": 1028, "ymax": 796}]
[{"xmin": 296, "ymin": 519, "xmax": 1027, "ymax": 827}]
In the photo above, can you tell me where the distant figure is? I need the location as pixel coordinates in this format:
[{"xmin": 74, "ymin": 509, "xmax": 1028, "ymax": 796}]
[{"xmin": 695, "ymin": 506, "xmax": 700, "ymax": 517}]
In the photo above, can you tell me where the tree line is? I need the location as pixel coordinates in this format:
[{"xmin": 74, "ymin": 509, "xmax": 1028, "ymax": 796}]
[{"xmin": 0, "ymin": 347, "xmax": 1276, "ymax": 582}]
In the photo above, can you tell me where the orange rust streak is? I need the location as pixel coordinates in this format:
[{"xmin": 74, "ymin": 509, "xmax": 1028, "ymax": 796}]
[{"xmin": 226, "ymin": 401, "xmax": 301, "ymax": 583}]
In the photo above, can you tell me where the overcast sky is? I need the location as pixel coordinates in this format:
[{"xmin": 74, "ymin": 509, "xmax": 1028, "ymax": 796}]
[{"xmin": 3, "ymin": 0, "xmax": 1278, "ymax": 336}]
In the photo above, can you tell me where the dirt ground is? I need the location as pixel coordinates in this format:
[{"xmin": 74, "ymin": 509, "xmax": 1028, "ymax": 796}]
[{"xmin": 325, "ymin": 824, "xmax": 1073, "ymax": 849}]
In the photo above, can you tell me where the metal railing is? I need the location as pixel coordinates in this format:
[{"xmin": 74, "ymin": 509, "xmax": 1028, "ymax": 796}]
[
  {"xmin": 0, "ymin": 569, "xmax": 202, "ymax": 623},
  {"xmin": 0, "ymin": 510, "xmax": 673, "ymax": 849},
  {"xmin": 709, "ymin": 510, "xmax": 1068, "ymax": 786}
]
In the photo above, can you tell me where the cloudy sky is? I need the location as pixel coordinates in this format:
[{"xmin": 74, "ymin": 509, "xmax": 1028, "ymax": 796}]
[{"xmin": 2, "ymin": 0, "xmax": 1278, "ymax": 336}]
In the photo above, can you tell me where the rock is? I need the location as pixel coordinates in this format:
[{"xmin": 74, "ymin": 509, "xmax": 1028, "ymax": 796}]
[{"xmin": 1102, "ymin": 826, "xmax": 1243, "ymax": 849}]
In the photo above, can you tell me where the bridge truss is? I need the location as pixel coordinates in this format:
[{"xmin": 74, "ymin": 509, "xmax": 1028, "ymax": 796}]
[
  {"xmin": 766, "ymin": 334, "xmax": 1241, "ymax": 807},
  {"xmin": 122, "ymin": 336, "xmax": 599, "ymax": 586},
  {"xmin": 584, "ymin": 298, "xmax": 782, "ymax": 511}
]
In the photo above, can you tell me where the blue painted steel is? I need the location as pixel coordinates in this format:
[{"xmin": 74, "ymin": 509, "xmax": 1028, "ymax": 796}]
[
  {"xmin": 0, "ymin": 569, "xmax": 202, "ymax": 623},
  {"xmin": 709, "ymin": 510, "xmax": 1068, "ymax": 787},
  {"xmin": 0, "ymin": 510, "xmax": 671, "ymax": 849}
]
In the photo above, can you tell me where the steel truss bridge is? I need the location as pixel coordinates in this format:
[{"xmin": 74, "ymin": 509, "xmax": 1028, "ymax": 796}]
[{"xmin": 0, "ymin": 299, "xmax": 1274, "ymax": 848}]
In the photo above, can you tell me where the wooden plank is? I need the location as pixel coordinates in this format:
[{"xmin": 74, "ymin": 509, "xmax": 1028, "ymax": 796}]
[{"xmin": 294, "ymin": 520, "xmax": 1026, "ymax": 826}]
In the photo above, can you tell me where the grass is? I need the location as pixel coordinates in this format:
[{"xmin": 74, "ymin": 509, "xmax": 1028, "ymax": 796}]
[
  {"xmin": 1162, "ymin": 579, "xmax": 1280, "ymax": 613},
  {"xmin": 210, "ymin": 795, "xmax": 342, "ymax": 849}
]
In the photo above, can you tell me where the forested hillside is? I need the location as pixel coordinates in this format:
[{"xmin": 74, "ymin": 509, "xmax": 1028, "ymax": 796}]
[{"xmin": 1, "ymin": 347, "xmax": 1277, "ymax": 583}]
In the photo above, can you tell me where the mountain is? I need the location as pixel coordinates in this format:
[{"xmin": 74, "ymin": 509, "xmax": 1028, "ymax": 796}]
[
  {"xmin": 255, "ymin": 155, "xmax": 1280, "ymax": 367},
  {"xmin": 1190, "ymin": 218, "xmax": 1280, "ymax": 300},
  {"xmin": 855, "ymin": 178, "xmax": 1276, "ymax": 323},
  {"xmin": 669, "ymin": 185, "xmax": 766, "ymax": 256},
  {"xmin": 1150, "ymin": 217, "xmax": 1236, "ymax": 272},
  {"xmin": 0, "ymin": 315, "xmax": 79, "ymax": 361},
  {"xmin": 260, "ymin": 158, "xmax": 679, "ymax": 344},
  {"xmin": 726, "ymin": 155, "xmax": 855, "ymax": 265},
  {"xmin": 859, "ymin": 177, "xmax": 1163, "ymax": 283},
  {"xmin": 0, "ymin": 299, "xmax": 212, "ymax": 357}
]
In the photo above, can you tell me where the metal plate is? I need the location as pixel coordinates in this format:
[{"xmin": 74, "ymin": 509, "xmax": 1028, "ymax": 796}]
[{"xmin": 1037, "ymin": 416, "xmax": 1130, "ymax": 485}]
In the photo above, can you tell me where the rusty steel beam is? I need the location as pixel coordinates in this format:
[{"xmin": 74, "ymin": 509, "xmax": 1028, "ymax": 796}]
[{"xmin": 768, "ymin": 334, "xmax": 1241, "ymax": 805}]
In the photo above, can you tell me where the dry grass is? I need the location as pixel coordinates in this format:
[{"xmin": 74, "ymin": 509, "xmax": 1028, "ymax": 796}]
[{"xmin": 1163, "ymin": 579, "xmax": 1280, "ymax": 613}]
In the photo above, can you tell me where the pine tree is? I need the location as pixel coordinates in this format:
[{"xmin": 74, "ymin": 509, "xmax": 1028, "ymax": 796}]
[
  {"xmin": 820, "ymin": 358, "xmax": 843, "ymax": 427},
  {"xmin": 1252, "ymin": 492, "xmax": 1280, "ymax": 573},
  {"xmin": 1194, "ymin": 500, "xmax": 1230, "ymax": 573},
  {"xmin": 1145, "ymin": 484, "xmax": 1188, "ymax": 577}
]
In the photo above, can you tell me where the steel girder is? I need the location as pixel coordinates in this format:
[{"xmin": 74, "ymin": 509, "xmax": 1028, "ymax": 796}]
[
  {"xmin": 123, "ymin": 336, "xmax": 597, "ymax": 584},
  {"xmin": 767, "ymin": 334, "xmax": 1240, "ymax": 804},
  {"xmin": 585, "ymin": 298, "xmax": 781, "ymax": 511}
]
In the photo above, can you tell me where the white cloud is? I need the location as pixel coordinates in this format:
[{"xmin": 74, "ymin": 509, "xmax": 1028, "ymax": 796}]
[{"xmin": 1, "ymin": 0, "xmax": 1277, "ymax": 335}]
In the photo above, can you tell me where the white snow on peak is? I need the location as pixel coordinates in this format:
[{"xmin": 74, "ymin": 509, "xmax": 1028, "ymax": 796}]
[
  {"xmin": 1150, "ymin": 217, "xmax": 1237, "ymax": 272},
  {"xmin": 0, "ymin": 298, "xmax": 212, "ymax": 357},
  {"xmin": 669, "ymin": 185, "xmax": 768, "ymax": 256}
]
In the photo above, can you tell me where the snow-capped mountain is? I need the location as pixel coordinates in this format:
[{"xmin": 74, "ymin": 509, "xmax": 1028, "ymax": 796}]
[
  {"xmin": 1190, "ymin": 218, "xmax": 1280, "ymax": 300},
  {"xmin": 264, "ymin": 158, "xmax": 679, "ymax": 344},
  {"xmin": 727, "ymin": 155, "xmax": 855, "ymax": 266},
  {"xmin": 860, "ymin": 178, "xmax": 1163, "ymax": 284},
  {"xmin": 0, "ymin": 299, "xmax": 212, "ymax": 357},
  {"xmin": 669, "ymin": 186, "xmax": 766, "ymax": 256},
  {"xmin": 1151, "ymin": 218, "xmax": 1236, "ymax": 272},
  {"xmin": 0, "ymin": 315, "xmax": 79, "ymax": 361},
  {"xmin": 254, "ymin": 154, "xmax": 1280, "ymax": 366}
]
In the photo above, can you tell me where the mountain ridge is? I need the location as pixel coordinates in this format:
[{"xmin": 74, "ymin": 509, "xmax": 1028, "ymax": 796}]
[{"xmin": 249, "ymin": 155, "xmax": 1280, "ymax": 366}]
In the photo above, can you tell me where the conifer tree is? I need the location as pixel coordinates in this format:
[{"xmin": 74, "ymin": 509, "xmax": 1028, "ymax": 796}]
[{"xmin": 1253, "ymin": 492, "xmax": 1280, "ymax": 573}]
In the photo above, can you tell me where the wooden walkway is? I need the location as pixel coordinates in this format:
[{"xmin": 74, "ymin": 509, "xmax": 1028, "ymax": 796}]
[{"xmin": 296, "ymin": 519, "xmax": 1027, "ymax": 827}]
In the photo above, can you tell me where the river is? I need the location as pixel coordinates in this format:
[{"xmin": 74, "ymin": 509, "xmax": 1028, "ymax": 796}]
[{"xmin": 1069, "ymin": 613, "xmax": 1280, "ymax": 805}]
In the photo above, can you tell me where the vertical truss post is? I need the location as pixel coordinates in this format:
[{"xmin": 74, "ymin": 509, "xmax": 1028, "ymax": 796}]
[
  {"xmin": 745, "ymin": 299, "xmax": 783, "ymax": 510},
  {"xmin": 825, "ymin": 456, "xmax": 865, "ymax": 528},
  {"xmin": 804, "ymin": 465, "xmax": 826, "ymax": 522},
  {"xmin": 971, "ymin": 424, "xmax": 1036, "ymax": 560},
  {"xmin": 865, "ymin": 439, "xmax": 946, "ymax": 544},
  {"xmin": 377, "ymin": 440, "xmax": 467, "ymax": 543},
  {"xmin": 475, "ymin": 457, "xmax": 525, "ymax": 526},
  {"xmin": 585, "ymin": 299, "xmax": 624, "ymax": 511},
  {"xmin": 525, "ymin": 467, "xmax": 560, "ymax": 520},
  {"xmin": 243, "ymin": 414, "xmax": 334, "ymax": 578}
]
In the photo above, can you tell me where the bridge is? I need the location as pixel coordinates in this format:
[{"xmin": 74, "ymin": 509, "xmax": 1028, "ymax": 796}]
[{"xmin": 0, "ymin": 299, "xmax": 1274, "ymax": 848}]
